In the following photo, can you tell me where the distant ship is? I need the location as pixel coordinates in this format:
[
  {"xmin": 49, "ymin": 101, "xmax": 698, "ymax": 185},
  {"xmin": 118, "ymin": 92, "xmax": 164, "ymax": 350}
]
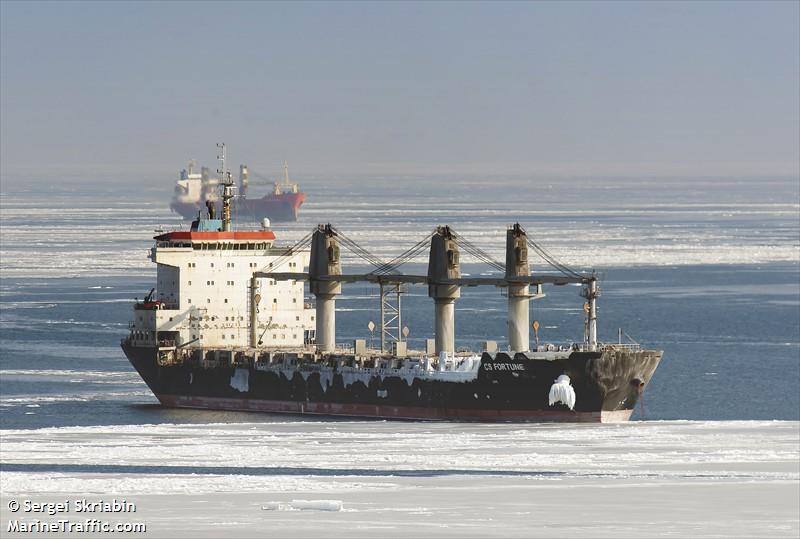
[{"xmin": 170, "ymin": 155, "xmax": 305, "ymax": 222}]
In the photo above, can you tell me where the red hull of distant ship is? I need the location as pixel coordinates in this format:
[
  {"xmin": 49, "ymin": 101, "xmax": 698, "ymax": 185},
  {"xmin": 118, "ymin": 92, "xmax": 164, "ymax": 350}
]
[{"xmin": 171, "ymin": 192, "xmax": 305, "ymax": 222}]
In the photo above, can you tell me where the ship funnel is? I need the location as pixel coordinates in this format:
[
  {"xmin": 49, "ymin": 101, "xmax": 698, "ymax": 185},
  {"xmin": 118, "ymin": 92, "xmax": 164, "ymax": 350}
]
[
  {"xmin": 428, "ymin": 226, "xmax": 461, "ymax": 355},
  {"xmin": 309, "ymin": 224, "xmax": 342, "ymax": 353},
  {"xmin": 506, "ymin": 223, "xmax": 531, "ymax": 352}
]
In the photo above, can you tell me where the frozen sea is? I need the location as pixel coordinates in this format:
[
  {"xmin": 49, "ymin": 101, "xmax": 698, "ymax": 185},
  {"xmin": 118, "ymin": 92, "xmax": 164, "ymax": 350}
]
[{"xmin": 1, "ymin": 173, "xmax": 798, "ymax": 537}]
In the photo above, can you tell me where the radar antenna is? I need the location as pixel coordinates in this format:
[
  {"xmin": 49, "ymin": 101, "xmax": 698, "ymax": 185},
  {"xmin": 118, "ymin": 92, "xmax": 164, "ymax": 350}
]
[{"xmin": 216, "ymin": 143, "xmax": 227, "ymax": 183}]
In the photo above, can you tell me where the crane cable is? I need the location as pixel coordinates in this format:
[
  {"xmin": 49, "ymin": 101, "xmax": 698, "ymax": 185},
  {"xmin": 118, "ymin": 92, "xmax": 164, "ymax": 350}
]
[
  {"xmin": 259, "ymin": 230, "xmax": 314, "ymax": 274},
  {"xmin": 369, "ymin": 230, "xmax": 437, "ymax": 275},
  {"xmin": 525, "ymin": 235, "xmax": 584, "ymax": 279},
  {"xmin": 450, "ymin": 231, "xmax": 505, "ymax": 272},
  {"xmin": 329, "ymin": 227, "xmax": 389, "ymax": 271}
]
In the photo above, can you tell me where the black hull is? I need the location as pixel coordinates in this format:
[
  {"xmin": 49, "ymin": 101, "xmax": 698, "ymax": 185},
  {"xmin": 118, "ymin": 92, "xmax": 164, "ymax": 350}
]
[{"xmin": 122, "ymin": 343, "xmax": 661, "ymax": 423}]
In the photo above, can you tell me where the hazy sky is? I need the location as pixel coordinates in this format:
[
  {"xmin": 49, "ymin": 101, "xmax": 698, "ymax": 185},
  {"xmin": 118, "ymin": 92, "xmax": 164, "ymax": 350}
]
[{"xmin": 1, "ymin": 1, "xmax": 798, "ymax": 178}]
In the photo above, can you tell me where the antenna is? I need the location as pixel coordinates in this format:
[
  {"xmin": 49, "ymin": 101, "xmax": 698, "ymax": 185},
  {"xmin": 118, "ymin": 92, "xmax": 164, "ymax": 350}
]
[
  {"xmin": 216, "ymin": 143, "xmax": 226, "ymax": 181},
  {"xmin": 216, "ymin": 143, "xmax": 235, "ymax": 232}
]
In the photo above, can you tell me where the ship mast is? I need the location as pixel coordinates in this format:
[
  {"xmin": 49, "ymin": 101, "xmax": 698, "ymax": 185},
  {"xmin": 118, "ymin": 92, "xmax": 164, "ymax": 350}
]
[
  {"xmin": 581, "ymin": 275, "xmax": 600, "ymax": 351},
  {"xmin": 217, "ymin": 142, "xmax": 235, "ymax": 232}
]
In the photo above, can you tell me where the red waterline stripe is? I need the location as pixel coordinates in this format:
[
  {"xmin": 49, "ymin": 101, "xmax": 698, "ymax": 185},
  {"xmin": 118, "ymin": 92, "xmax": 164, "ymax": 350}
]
[{"xmin": 155, "ymin": 394, "xmax": 633, "ymax": 423}]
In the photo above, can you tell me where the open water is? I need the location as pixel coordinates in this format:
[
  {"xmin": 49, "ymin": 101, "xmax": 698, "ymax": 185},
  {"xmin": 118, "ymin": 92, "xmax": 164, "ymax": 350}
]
[{"xmin": 1, "ymin": 174, "xmax": 798, "ymax": 427}]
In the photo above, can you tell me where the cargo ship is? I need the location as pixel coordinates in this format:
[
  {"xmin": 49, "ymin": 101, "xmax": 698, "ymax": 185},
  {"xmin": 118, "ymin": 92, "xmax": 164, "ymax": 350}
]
[
  {"xmin": 170, "ymin": 146, "xmax": 305, "ymax": 222},
  {"xmin": 124, "ymin": 152, "xmax": 662, "ymax": 422}
]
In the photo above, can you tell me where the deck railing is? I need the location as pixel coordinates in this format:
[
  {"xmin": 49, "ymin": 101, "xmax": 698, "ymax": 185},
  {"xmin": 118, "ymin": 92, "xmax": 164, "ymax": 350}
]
[{"xmin": 603, "ymin": 343, "xmax": 641, "ymax": 351}]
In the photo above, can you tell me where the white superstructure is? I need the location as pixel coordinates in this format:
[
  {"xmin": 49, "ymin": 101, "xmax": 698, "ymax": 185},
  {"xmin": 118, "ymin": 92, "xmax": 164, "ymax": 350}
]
[
  {"xmin": 128, "ymin": 220, "xmax": 314, "ymax": 351},
  {"xmin": 174, "ymin": 161, "xmax": 218, "ymax": 206}
]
